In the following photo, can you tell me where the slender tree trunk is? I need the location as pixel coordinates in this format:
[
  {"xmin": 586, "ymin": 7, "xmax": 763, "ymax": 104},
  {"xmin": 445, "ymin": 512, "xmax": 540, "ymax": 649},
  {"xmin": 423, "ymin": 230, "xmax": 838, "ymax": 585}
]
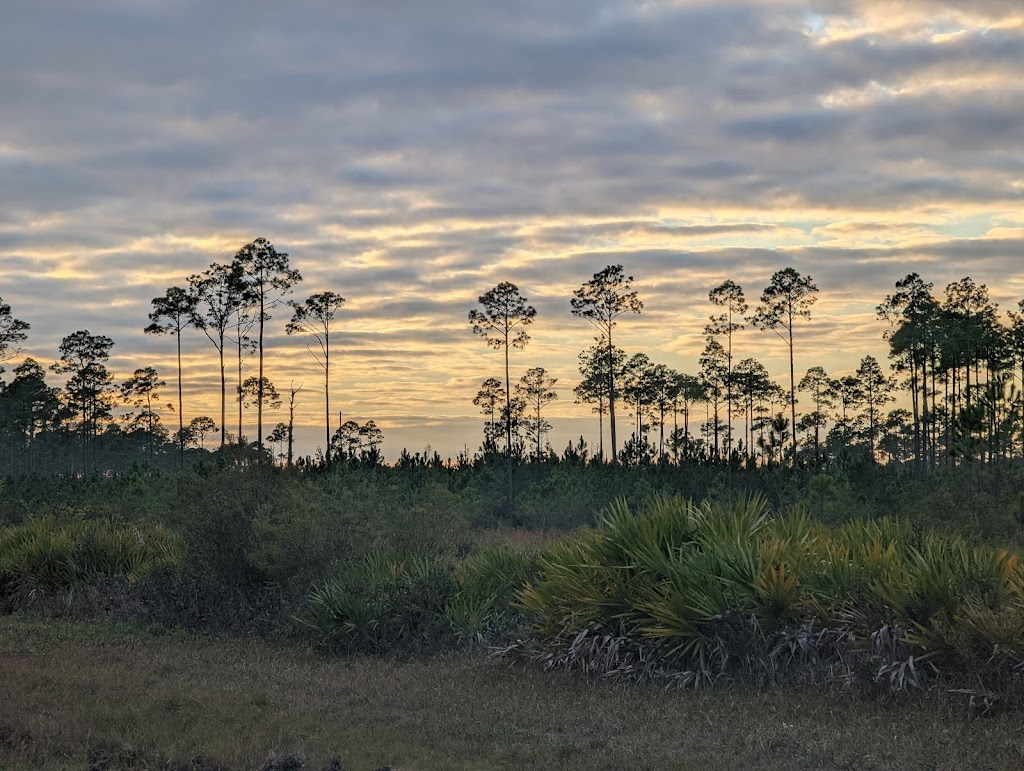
[
  {"xmin": 257, "ymin": 293, "xmax": 265, "ymax": 453},
  {"xmin": 936, "ymin": 365, "xmax": 943, "ymax": 465},
  {"xmin": 535, "ymin": 401, "xmax": 541, "ymax": 461},
  {"xmin": 910, "ymin": 356, "xmax": 920, "ymax": 471},
  {"xmin": 867, "ymin": 384, "xmax": 875, "ymax": 458},
  {"xmin": 700, "ymin": 399, "xmax": 708, "ymax": 448},
  {"xmin": 1020, "ymin": 358, "xmax": 1024, "ymax": 461},
  {"xmin": 324, "ymin": 333, "xmax": 331, "ymax": 464},
  {"xmin": 608, "ymin": 326, "xmax": 617, "ymax": 461},
  {"xmin": 712, "ymin": 394, "xmax": 719, "ymax": 458},
  {"xmin": 745, "ymin": 396, "xmax": 751, "ymax": 456},
  {"xmin": 287, "ymin": 390, "xmax": 296, "ymax": 468},
  {"xmin": 672, "ymin": 399, "xmax": 678, "ymax": 463},
  {"xmin": 503, "ymin": 330, "xmax": 513, "ymax": 510},
  {"xmin": 659, "ymin": 403, "xmax": 665, "ymax": 459},
  {"xmin": 176, "ymin": 325, "xmax": 184, "ymax": 468},
  {"xmin": 788, "ymin": 313, "xmax": 797, "ymax": 469},
  {"xmin": 757, "ymin": 396, "xmax": 766, "ymax": 458},
  {"xmin": 965, "ymin": 360, "xmax": 972, "ymax": 412},
  {"xmin": 219, "ymin": 333, "xmax": 226, "ymax": 448},
  {"xmin": 920, "ymin": 357, "xmax": 928, "ymax": 467},
  {"xmin": 725, "ymin": 320, "xmax": 733, "ymax": 457},
  {"xmin": 504, "ymin": 337, "xmax": 511, "ymax": 457},
  {"xmin": 81, "ymin": 404, "xmax": 87, "ymax": 473},
  {"xmin": 683, "ymin": 402, "xmax": 690, "ymax": 457},
  {"xmin": 946, "ymin": 368, "xmax": 953, "ymax": 465},
  {"xmin": 813, "ymin": 392, "xmax": 820, "ymax": 467},
  {"xmin": 236, "ymin": 325, "xmax": 244, "ymax": 443}
]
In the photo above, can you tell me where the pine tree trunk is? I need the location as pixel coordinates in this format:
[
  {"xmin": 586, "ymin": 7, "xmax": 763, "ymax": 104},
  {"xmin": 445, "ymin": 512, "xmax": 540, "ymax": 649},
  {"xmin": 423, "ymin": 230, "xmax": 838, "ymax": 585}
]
[{"xmin": 177, "ymin": 325, "xmax": 184, "ymax": 468}]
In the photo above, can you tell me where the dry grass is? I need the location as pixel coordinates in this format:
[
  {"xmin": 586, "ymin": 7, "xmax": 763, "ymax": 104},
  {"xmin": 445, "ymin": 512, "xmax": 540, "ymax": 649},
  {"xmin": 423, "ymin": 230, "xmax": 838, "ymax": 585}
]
[
  {"xmin": 469, "ymin": 526, "xmax": 562, "ymax": 552},
  {"xmin": 1, "ymin": 616, "xmax": 1023, "ymax": 770}
]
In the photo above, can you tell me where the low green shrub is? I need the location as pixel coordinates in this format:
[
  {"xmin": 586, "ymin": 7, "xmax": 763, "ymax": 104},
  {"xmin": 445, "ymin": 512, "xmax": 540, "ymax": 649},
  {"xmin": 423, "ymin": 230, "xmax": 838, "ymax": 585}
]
[
  {"xmin": 0, "ymin": 517, "xmax": 180, "ymax": 597},
  {"xmin": 446, "ymin": 545, "xmax": 539, "ymax": 641},
  {"xmin": 299, "ymin": 544, "xmax": 542, "ymax": 653},
  {"xmin": 130, "ymin": 564, "xmax": 293, "ymax": 637},
  {"xmin": 172, "ymin": 467, "xmax": 474, "ymax": 594},
  {"xmin": 515, "ymin": 494, "xmax": 1024, "ymax": 695},
  {"xmin": 299, "ymin": 555, "xmax": 456, "ymax": 654}
]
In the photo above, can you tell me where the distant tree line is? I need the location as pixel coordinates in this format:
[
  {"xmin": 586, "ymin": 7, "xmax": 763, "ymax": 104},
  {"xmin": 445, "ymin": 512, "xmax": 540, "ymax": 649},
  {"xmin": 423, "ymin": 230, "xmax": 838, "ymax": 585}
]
[
  {"xmin": 2, "ymin": 239, "xmax": 1024, "ymax": 475},
  {"xmin": 469, "ymin": 267, "xmax": 1024, "ymax": 473},
  {"xmin": 0, "ymin": 238, "xmax": 362, "ymax": 474}
]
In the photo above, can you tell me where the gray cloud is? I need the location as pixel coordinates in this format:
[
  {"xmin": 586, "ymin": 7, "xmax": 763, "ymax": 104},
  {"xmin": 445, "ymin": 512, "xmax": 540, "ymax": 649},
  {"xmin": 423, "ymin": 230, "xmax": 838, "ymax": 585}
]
[{"xmin": 2, "ymin": 0, "xmax": 1023, "ymax": 455}]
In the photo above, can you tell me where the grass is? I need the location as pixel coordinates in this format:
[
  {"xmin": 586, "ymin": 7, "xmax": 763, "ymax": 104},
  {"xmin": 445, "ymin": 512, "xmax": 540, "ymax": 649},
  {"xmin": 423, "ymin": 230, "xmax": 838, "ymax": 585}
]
[
  {"xmin": 2, "ymin": 617, "xmax": 1024, "ymax": 770},
  {"xmin": 469, "ymin": 526, "xmax": 562, "ymax": 552}
]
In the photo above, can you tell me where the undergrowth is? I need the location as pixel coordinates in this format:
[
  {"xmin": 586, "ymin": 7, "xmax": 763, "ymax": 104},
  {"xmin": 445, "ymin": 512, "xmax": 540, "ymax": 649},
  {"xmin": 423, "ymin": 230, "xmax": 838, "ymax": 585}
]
[{"xmin": 511, "ymin": 494, "xmax": 1024, "ymax": 704}]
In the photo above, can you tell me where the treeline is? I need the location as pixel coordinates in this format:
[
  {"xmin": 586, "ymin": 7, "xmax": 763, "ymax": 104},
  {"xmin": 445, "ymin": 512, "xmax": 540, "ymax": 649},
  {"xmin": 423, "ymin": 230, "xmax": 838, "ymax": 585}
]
[
  {"xmin": 471, "ymin": 267, "xmax": 1024, "ymax": 472},
  {"xmin": 0, "ymin": 238, "xmax": 363, "ymax": 475},
  {"xmin": 2, "ymin": 236, "xmax": 1024, "ymax": 475}
]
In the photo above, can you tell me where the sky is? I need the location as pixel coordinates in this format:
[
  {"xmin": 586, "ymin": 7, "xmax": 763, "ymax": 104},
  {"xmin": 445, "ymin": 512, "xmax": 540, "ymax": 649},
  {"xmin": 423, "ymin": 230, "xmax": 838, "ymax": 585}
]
[{"xmin": 2, "ymin": 0, "xmax": 1023, "ymax": 460}]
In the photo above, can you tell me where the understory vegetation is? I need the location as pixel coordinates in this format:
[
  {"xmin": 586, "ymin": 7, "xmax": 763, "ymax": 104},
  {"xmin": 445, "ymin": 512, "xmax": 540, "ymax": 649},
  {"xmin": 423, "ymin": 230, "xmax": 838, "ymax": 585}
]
[
  {"xmin": 516, "ymin": 496, "xmax": 1024, "ymax": 700},
  {"xmin": 1, "ymin": 460, "xmax": 1023, "ymax": 706}
]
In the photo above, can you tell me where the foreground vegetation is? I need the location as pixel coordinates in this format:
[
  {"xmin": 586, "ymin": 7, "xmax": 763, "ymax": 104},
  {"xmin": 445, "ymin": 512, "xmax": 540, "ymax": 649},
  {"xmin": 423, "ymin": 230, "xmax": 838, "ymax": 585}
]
[
  {"xmin": 2, "ymin": 464, "xmax": 1024, "ymax": 692},
  {"xmin": 517, "ymin": 496, "xmax": 1024, "ymax": 697},
  {"xmin": 3, "ymin": 462, "xmax": 1024, "ymax": 767},
  {"xmin": 3, "ymin": 616, "xmax": 1024, "ymax": 770}
]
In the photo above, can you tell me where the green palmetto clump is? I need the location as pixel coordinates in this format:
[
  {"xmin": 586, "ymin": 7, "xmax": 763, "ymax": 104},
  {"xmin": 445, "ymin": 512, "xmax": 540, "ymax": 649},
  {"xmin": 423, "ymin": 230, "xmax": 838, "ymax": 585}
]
[
  {"xmin": 516, "ymin": 494, "xmax": 1024, "ymax": 693},
  {"xmin": 446, "ymin": 545, "xmax": 539, "ymax": 640},
  {"xmin": 0, "ymin": 516, "xmax": 180, "ymax": 593},
  {"xmin": 302, "ymin": 546, "xmax": 542, "ymax": 651},
  {"xmin": 299, "ymin": 554, "xmax": 456, "ymax": 653}
]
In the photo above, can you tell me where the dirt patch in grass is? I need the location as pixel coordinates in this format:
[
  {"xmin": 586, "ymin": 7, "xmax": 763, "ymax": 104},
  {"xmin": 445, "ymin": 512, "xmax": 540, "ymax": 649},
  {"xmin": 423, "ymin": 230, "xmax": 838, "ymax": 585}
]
[{"xmin": 1, "ymin": 616, "xmax": 1023, "ymax": 770}]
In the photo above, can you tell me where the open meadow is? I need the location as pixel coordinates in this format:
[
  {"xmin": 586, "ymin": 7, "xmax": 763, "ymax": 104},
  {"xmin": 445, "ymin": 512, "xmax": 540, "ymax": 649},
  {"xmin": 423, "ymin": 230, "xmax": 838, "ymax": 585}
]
[{"xmin": 2, "ymin": 616, "xmax": 1023, "ymax": 771}]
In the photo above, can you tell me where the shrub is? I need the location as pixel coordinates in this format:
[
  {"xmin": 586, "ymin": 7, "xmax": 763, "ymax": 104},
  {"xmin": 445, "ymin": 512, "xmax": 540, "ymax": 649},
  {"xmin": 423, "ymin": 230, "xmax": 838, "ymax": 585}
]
[
  {"xmin": 130, "ymin": 563, "xmax": 293, "ymax": 637},
  {"xmin": 0, "ymin": 516, "xmax": 180, "ymax": 596},
  {"xmin": 299, "ymin": 543, "xmax": 543, "ymax": 653},
  {"xmin": 299, "ymin": 555, "xmax": 456, "ymax": 654},
  {"xmin": 446, "ymin": 545, "xmax": 539, "ymax": 641},
  {"xmin": 515, "ymin": 494, "xmax": 1024, "ymax": 695}
]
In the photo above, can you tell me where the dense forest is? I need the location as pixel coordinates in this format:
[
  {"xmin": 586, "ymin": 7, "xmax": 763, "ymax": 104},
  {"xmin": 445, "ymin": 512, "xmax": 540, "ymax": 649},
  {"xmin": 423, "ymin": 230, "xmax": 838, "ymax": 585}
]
[{"xmin": 2, "ymin": 238, "xmax": 1024, "ymax": 478}]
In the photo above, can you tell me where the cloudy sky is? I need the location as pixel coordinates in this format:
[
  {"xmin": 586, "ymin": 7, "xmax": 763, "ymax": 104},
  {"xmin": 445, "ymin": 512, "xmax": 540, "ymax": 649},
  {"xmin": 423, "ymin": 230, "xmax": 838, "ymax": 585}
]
[{"xmin": 2, "ymin": 0, "xmax": 1023, "ymax": 458}]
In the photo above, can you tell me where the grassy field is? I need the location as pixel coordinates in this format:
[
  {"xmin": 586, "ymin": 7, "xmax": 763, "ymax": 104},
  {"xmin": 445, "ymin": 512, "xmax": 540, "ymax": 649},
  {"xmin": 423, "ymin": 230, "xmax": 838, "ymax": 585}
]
[{"xmin": 1, "ymin": 617, "xmax": 1023, "ymax": 770}]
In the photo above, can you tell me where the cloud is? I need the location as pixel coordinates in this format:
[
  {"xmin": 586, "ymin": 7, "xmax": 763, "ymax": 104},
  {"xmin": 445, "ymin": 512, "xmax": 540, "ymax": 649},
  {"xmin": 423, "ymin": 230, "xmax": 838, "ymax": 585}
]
[{"xmin": 2, "ymin": 0, "xmax": 1023, "ymax": 456}]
